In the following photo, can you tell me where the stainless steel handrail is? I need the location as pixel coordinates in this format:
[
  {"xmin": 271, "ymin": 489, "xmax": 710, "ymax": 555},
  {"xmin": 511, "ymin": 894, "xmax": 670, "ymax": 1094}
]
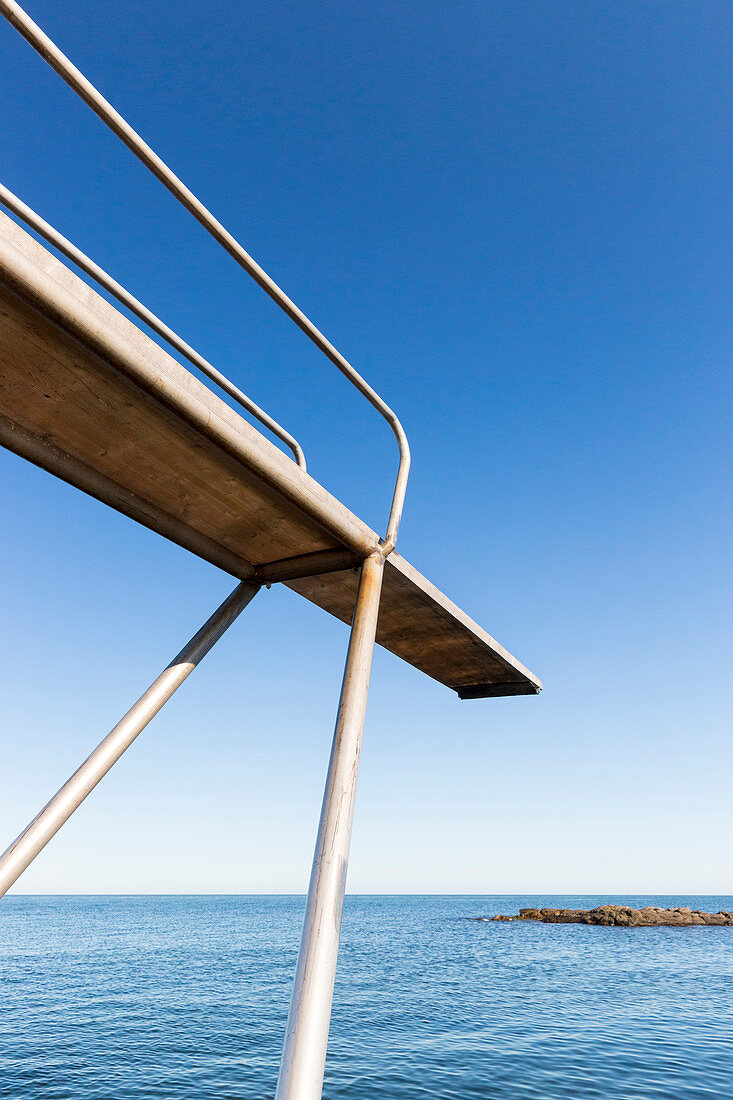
[
  {"xmin": 0, "ymin": 0, "xmax": 410, "ymax": 555},
  {"xmin": 0, "ymin": 183, "xmax": 306, "ymax": 469}
]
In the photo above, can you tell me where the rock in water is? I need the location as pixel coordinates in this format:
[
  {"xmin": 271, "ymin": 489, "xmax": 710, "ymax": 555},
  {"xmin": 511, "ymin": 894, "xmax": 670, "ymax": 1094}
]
[{"xmin": 488, "ymin": 905, "xmax": 733, "ymax": 926}]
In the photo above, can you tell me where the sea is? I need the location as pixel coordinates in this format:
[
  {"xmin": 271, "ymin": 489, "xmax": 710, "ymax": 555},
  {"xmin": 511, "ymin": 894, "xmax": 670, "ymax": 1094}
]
[{"xmin": 1, "ymin": 895, "xmax": 732, "ymax": 1098}]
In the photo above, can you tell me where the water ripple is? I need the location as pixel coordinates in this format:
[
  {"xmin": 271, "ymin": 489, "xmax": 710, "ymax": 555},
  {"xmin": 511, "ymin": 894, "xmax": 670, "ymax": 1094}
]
[{"xmin": 1, "ymin": 895, "xmax": 732, "ymax": 1098}]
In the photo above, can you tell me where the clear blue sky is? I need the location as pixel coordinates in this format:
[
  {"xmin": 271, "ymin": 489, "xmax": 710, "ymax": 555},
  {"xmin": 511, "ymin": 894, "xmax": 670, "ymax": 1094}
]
[{"xmin": 1, "ymin": 0, "xmax": 730, "ymax": 894}]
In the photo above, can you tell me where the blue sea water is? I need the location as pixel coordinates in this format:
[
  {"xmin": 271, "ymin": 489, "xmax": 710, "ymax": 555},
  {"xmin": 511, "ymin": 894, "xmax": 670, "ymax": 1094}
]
[{"xmin": 1, "ymin": 895, "xmax": 732, "ymax": 1098}]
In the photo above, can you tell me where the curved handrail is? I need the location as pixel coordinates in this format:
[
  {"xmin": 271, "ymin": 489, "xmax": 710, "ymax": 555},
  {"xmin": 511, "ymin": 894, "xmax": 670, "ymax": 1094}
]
[
  {"xmin": 0, "ymin": 0, "xmax": 410, "ymax": 554},
  {"xmin": 0, "ymin": 183, "xmax": 306, "ymax": 469}
]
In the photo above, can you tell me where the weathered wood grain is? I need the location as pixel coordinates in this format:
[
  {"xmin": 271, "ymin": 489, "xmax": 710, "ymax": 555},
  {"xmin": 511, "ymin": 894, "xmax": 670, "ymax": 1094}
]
[{"xmin": 0, "ymin": 211, "xmax": 541, "ymax": 697}]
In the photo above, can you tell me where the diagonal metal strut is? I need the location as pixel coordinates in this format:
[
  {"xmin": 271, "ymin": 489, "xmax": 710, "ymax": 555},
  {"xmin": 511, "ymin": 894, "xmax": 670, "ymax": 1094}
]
[
  {"xmin": 0, "ymin": 545, "xmax": 370, "ymax": 901},
  {"xmin": 0, "ymin": 545, "xmax": 387, "ymax": 1098},
  {"xmin": 0, "ymin": 580, "xmax": 259, "ymax": 898}
]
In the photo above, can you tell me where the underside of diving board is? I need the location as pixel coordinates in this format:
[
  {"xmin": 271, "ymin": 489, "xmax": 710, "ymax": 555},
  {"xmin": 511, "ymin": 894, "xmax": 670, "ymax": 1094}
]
[{"xmin": 0, "ymin": 211, "xmax": 541, "ymax": 698}]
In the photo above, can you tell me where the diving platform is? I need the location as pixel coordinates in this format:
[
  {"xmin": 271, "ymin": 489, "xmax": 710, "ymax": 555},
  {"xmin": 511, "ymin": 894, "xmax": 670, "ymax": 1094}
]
[
  {"xmin": 0, "ymin": 210, "xmax": 540, "ymax": 700},
  {"xmin": 0, "ymin": 3, "xmax": 540, "ymax": 1093}
]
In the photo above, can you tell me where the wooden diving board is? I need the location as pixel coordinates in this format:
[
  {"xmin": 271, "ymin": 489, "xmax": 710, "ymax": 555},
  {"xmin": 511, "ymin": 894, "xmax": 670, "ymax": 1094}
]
[{"xmin": 0, "ymin": 211, "xmax": 541, "ymax": 698}]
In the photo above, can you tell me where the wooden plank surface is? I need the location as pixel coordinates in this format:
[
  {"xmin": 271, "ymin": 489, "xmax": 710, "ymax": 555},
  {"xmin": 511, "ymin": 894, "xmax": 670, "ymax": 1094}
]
[{"xmin": 0, "ymin": 212, "xmax": 541, "ymax": 697}]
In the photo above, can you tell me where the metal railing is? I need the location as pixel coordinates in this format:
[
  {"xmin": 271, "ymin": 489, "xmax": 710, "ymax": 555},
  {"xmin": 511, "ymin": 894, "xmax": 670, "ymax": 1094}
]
[
  {"xmin": 0, "ymin": 183, "xmax": 307, "ymax": 468},
  {"xmin": 0, "ymin": 0, "xmax": 410, "ymax": 555}
]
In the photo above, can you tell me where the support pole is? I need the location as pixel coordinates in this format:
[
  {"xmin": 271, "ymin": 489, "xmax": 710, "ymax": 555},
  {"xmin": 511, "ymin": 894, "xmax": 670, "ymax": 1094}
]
[
  {"xmin": 0, "ymin": 580, "xmax": 258, "ymax": 898},
  {"xmin": 276, "ymin": 551, "xmax": 385, "ymax": 1100}
]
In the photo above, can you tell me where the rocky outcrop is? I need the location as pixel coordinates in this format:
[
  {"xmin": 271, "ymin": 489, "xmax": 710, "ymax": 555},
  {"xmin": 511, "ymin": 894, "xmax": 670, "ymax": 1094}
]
[{"xmin": 487, "ymin": 905, "xmax": 733, "ymax": 926}]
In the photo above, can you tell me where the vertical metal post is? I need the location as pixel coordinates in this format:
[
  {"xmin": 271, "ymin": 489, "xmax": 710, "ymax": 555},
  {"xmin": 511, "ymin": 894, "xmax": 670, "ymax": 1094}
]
[
  {"xmin": 276, "ymin": 551, "xmax": 385, "ymax": 1100},
  {"xmin": 0, "ymin": 580, "xmax": 258, "ymax": 898}
]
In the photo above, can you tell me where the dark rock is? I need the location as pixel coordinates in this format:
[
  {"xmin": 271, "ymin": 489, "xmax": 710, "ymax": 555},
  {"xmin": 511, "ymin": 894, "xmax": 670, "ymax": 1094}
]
[{"xmin": 490, "ymin": 905, "xmax": 733, "ymax": 927}]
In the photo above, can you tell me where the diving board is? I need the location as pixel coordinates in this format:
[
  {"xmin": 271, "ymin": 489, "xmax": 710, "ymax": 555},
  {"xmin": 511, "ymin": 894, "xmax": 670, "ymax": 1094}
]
[
  {"xmin": 0, "ymin": 210, "xmax": 540, "ymax": 699},
  {"xmin": 0, "ymin": 4, "xmax": 541, "ymax": 1089}
]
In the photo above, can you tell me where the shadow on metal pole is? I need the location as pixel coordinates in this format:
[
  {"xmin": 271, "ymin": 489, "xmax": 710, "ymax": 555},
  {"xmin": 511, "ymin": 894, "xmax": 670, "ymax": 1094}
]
[
  {"xmin": 0, "ymin": 581, "xmax": 259, "ymax": 898},
  {"xmin": 276, "ymin": 551, "xmax": 385, "ymax": 1100}
]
